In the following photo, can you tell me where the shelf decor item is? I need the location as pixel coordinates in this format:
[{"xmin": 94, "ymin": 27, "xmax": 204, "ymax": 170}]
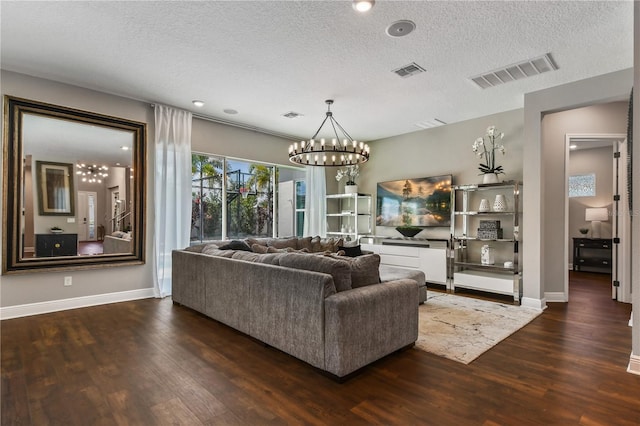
[
  {"xmin": 480, "ymin": 244, "xmax": 495, "ymax": 265},
  {"xmin": 336, "ymin": 165, "xmax": 359, "ymax": 194},
  {"xmin": 472, "ymin": 125, "xmax": 506, "ymax": 183},
  {"xmin": 478, "ymin": 198, "xmax": 490, "ymax": 212},
  {"xmin": 50, "ymin": 226, "xmax": 64, "ymax": 234},
  {"xmin": 493, "ymin": 194, "xmax": 507, "ymax": 212},
  {"xmin": 579, "ymin": 227, "xmax": 589, "ymax": 236},
  {"xmin": 395, "ymin": 226, "xmax": 422, "ymax": 238}
]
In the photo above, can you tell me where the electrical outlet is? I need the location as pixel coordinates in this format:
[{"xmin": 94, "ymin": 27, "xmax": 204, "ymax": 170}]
[{"xmin": 64, "ymin": 276, "xmax": 72, "ymax": 286}]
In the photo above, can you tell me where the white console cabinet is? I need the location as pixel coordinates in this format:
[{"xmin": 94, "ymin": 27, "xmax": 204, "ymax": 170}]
[{"xmin": 360, "ymin": 239, "xmax": 448, "ymax": 285}]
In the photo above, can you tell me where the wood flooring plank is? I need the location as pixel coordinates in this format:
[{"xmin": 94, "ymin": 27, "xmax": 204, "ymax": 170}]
[{"xmin": 2, "ymin": 271, "xmax": 639, "ymax": 425}]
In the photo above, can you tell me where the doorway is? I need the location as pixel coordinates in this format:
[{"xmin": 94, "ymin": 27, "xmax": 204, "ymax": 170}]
[
  {"xmin": 564, "ymin": 133, "xmax": 630, "ymax": 303},
  {"xmin": 77, "ymin": 191, "xmax": 98, "ymax": 242}
]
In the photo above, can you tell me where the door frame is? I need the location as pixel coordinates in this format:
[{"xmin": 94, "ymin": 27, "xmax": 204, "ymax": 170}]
[{"xmin": 563, "ymin": 133, "xmax": 630, "ymax": 302}]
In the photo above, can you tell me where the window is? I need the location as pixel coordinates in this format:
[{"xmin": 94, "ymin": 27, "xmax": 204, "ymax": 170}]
[
  {"xmin": 191, "ymin": 153, "xmax": 304, "ymax": 244},
  {"xmin": 226, "ymin": 159, "xmax": 274, "ymax": 239},
  {"xmin": 295, "ymin": 180, "xmax": 306, "ymax": 237},
  {"xmin": 191, "ymin": 154, "xmax": 224, "ymax": 242}
]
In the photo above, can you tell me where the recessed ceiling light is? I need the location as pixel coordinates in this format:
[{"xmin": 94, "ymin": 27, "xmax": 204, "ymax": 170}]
[
  {"xmin": 192, "ymin": 100, "xmax": 205, "ymax": 107},
  {"xmin": 353, "ymin": 0, "xmax": 374, "ymax": 12},
  {"xmin": 570, "ymin": 144, "xmax": 578, "ymax": 150},
  {"xmin": 223, "ymin": 109, "xmax": 238, "ymax": 115},
  {"xmin": 121, "ymin": 146, "xmax": 129, "ymax": 151}
]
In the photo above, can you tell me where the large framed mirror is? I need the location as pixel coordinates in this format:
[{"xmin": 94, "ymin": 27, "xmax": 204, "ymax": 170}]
[{"xmin": 2, "ymin": 96, "xmax": 146, "ymax": 274}]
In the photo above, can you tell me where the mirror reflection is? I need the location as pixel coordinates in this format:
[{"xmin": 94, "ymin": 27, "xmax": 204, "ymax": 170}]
[
  {"xmin": 3, "ymin": 96, "xmax": 146, "ymax": 273},
  {"xmin": 23, "ymin": 114, "xmax": 135, "ymax": 258}
]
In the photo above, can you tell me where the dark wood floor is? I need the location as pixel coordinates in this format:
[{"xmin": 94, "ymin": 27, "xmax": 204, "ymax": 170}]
[{"xmin": 2, "ymin": 272, "xmax": 638, "ymax": 425}]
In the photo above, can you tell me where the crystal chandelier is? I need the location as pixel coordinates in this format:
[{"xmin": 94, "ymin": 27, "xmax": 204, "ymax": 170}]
[
  {"xmin": 76, "ymin": 163, "xmax": 109, "ymax": 183},
  {"xmin": 288, "ymin": 100, "xmax": 370, "ymax": 167}
]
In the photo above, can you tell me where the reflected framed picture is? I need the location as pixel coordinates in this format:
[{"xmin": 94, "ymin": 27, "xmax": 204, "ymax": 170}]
[{"xmin": 35, "ymin": 161, "xmax": 75, "ymax": 216}]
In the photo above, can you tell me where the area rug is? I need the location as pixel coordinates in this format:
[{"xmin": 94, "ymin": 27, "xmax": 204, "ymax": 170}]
[{"xmin": 415, "ymin": 291, "xmax": 542, "ymax": 364}]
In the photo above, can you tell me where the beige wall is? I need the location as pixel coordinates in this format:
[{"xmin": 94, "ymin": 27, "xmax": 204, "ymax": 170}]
[
  {"xmin": 541, "ymin": 102, "xmax": 628, "ymax": 294},
  {"xmin": 0, "ymin": 70, "xmax": 291, "ymax": 308},
  {"xmin": 361, "ymin": 109, "xmax": 524, "ymax": 240}
]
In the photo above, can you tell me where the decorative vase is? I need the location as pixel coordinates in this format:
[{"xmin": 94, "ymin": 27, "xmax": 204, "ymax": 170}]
[
  {"xmin": 493, "ymin": 194, "xmax": 507, "ymax": 212},
  {"xmin": 481, "ymin": 244, "xmax": 495, "ymax": 265},
  {"xmin": 345, "ymin": 184, "xmax": 358, "ymax": 194},
  {"xmin": 478, "ymin": 199, "xmax": 490, "ymax": 212},
  {"xmin": 482, "ymin": 173, "xmax": 499, "ymax": 184}
]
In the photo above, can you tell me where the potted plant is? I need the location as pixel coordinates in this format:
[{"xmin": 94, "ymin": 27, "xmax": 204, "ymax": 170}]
[
  {"xmin": 473, "ymin": 125, "xmax": 506, "ymax": 184},
  {"xmin": 335, "ymin": 165, "xmax": 360, "ymax": 194}
]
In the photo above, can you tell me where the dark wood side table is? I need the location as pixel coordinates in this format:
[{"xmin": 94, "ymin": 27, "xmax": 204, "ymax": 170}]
[
  {"xmin": 35, "ymin": 233, "xmax": 78, "ymax": 257},
  {"xmin": 572, "ymin": 238, "xmax": 612, "ymax": 273}
]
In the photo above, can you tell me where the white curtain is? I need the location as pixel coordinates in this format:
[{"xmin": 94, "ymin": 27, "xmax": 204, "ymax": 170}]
[
  {"xmin": 303, "ymin": 166, "xmax": 327, "ymax": 237},
  {"xmin": 153, "ymin": 105, "xmax": 192, "ymax": 298}
]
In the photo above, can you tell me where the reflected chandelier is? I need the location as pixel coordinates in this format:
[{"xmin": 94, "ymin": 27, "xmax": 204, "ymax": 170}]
[
  {"xmin": 76, "ymin": 163, "xmax": 109, "ymax": 183},
  {"xmin": 288, "ymin": 100, "xmax": 370, "ymax": 167}
]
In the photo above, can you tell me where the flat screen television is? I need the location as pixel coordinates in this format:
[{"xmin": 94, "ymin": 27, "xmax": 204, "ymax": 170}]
[{"xmin": 376, "ymin": 174, "xmax": 452, "ymax": 227}]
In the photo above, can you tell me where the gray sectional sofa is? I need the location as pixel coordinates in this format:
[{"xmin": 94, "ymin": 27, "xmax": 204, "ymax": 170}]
[{"xmin": 172, "ymin": 236, "xmax": 426, "ymax": 379}]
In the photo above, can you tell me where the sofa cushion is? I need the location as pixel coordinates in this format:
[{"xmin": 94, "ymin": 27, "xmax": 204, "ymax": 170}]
[
  {"xmin": 326, "ymin": 253, "xmax": 381, "ymax": 288},
  {"xmin": 218, "ymin": 240, "xmax": 252, "ymax": 251},
  {"xmin": 268, "ymin": 237, "xmax": 299, "ymax": 250},
  {"xmin": 202, "ymin": 245, "xmax": 236, "ymax": 257},
  {"xmin": 279, "ymin": 252, "xmax": 352, "ymax": 292}
]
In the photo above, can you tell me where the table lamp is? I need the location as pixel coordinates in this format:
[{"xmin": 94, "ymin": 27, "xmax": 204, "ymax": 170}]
[{"xmin": 585, "ymin": 207, "xmax": 608, "ymax": 239}]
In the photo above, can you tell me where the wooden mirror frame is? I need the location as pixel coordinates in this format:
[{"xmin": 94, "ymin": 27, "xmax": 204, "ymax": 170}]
[{"xmin": 2, "ymin": 96, "xmax": 146, "ymax": 274}]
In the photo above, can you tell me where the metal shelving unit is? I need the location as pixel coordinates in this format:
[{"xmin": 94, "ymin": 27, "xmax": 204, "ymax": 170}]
[{"xmin": 450, "ymin": 181, "xmax": 522, "ymax": 303}]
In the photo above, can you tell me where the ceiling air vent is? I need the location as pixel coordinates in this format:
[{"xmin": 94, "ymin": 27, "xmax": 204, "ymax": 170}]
[
  {"xmin": 415, "ymin": 118, "xmax": 447, "ymax": 129},
  {"xmin": 470, "ymin": 53, "xmax": 558, "ymax": 89},
  {"xmin": 392, "ymin": 62, "xmax": 426, "ymax": 78},
  {"xmin": 282, "ymin": 111, "xmax": 303, "ymax": 119}
]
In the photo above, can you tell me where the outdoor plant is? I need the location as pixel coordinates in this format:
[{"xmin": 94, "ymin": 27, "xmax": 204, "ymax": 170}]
[
  {"xmin": 335, "ymin": 165, "xmax": 359, "ymax": 185},
  {"xmin": 473, "ymin": 125, "xmax": 506, "ymax": 175}
]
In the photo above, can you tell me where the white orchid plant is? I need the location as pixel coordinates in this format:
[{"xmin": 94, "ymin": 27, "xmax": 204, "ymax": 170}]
[
  {"xmin": 472, "ymin": 125, "xmax": 506, "ymax": 175},
  {"xmin": 335, "ymin": 165, "xmax": 359, "ymax": 185}
]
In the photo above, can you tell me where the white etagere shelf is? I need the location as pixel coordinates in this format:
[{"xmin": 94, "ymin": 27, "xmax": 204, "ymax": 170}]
[{"xmin": 325, "ymin": 193, "xmax": 372, "ymax": 242}]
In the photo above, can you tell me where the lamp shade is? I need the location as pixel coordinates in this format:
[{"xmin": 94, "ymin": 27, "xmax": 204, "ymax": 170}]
[{"xmin": 585, "ymin": 207, "xmax": 608, "ymax": 222}]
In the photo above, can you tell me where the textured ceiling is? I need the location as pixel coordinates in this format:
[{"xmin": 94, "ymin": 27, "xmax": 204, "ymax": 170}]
[{"xmin": 0, "ymin": 1, "xmax": 633, "ymax": 142}]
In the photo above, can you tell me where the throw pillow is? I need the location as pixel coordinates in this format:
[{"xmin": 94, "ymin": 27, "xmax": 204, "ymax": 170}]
[
  {"xmin": 279, "ymin": 252, "xmax": 352, "ymax": 292},
  {"xmin": 246, "ymin": 237, "xmax": 271, "ymax": 248},
  {"xmin": 218, "ymin": 240, "xmax": 252, "ymax": 251},
  {"xmin": 297, "ymin": 236, "xmax": 313, "ymax": 252},
  {"xmin": 251, "ymin": 244, "xmax": 269, "ymax": 254},
  {"xmin": 266, "ymin": 246, "xmax": 310, "ymax": 253},
  {"xmin": 338, "ymin": 244, "xmax": 363, "ymax": 257},
  {"xmin": 268, "ymin": 237, "xmax": 298, "ymax": 250}
]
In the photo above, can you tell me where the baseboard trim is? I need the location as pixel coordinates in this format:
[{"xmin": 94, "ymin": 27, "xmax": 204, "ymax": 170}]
[
  {"xmin": 544, "ymin": 292, "xmax": 567, "ymax": 303},
  {"xmin": 627, "ymin": 353, "xmax": 640, "ymax": 375},
  {"xmin": 0, "ymin": 288, "xmax": 156, "ymax": 320},
  {"xmin": 521, "ymin": 297, "xmax": 547, "ymax": 310}
]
